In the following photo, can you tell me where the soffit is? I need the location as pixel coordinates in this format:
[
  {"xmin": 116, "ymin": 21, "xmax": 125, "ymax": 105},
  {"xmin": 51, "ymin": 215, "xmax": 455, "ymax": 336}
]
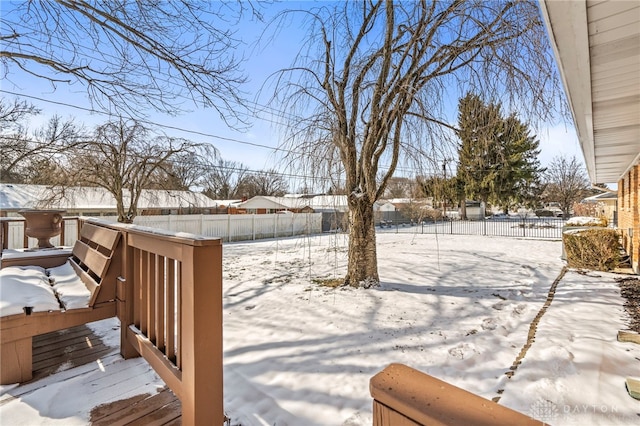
[{"xmin": 541, "ymin": 0, "xmax": 640, "ymax": 183}]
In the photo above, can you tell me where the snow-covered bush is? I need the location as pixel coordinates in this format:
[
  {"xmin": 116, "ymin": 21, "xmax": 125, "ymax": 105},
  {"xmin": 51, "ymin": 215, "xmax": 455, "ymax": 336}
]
[{"xmin": 565, "ymin": 216, "xmax": 608, "ymax": 227}]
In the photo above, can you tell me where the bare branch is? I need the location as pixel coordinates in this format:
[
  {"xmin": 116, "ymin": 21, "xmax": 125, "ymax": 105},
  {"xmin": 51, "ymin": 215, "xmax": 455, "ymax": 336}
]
[
  {"xmin": 1, "ymin": 1, "xmax": 264, "ymax": 122},
  {"xmin": 267, "ymin": 0, "xmax": 563, "ymax": 286}
]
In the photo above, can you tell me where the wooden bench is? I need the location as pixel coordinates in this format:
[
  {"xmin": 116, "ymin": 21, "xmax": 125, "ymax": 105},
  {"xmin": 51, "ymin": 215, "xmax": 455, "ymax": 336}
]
[{"xmin": 0, "ymin": 222, "xmax": 122, "ymax": 384}]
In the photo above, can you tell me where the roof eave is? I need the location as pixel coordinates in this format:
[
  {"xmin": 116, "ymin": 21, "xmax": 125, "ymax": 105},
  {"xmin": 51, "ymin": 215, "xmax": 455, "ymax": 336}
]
[{"xmin": 539, "ymin": 0, "xmax": 597, "ymax": 181}]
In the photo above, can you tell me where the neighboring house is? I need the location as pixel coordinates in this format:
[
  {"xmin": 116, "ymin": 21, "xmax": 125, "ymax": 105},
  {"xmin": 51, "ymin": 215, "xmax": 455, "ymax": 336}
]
[
  {"xmin": 208, "ymin": 199, "xmax": 244, "ymax": 214},
  {"xmin": 386, "ymin": 198, "xmax": 435, "ymax": 223},
  {"xmin": 239, "ymin": 194, "xmax": 412, "ymax": 231},
  {"xmin": 0, "ymin": 183, "xmax": 218, "ymax": 217},
  {"xmin": 237, "ymin": 196, "xmax": 314, "ymax": 214},
  {"xmin": 239, "ymin": 195, "xmax": 343, "ymax": 231},
  {"xmin": 375, "ymin": 200, "xmax": 397, "ymax": 224},
  {"xmin": 581, "ymin": 192, "xmax": 618, "ymax": 224},
  {"xmin": 305, "ymin": 195, "xmax": 349, "ymax": 213},
  {"xmin": 541, "ymin": 1, "xmax": 640, "ymax": 273}
]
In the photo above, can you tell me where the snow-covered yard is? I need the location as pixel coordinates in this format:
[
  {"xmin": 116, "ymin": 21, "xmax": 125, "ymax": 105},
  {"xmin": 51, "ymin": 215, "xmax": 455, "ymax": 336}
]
[{"xmin": 1, "ymin": 233, "xmax": 638, "ymax": 425}]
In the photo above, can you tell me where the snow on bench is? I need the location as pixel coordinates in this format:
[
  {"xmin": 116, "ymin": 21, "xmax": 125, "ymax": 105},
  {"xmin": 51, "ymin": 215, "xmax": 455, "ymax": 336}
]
[{"xmin": 0, "ymin": 222, "xmax": 122, "ymax": 384}]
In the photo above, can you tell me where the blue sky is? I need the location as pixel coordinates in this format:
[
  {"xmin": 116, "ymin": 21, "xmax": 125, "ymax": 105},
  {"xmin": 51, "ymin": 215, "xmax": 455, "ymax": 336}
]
[{"xmin": 1, "ymin": 1, "xmax": 585, "ymax": 184}]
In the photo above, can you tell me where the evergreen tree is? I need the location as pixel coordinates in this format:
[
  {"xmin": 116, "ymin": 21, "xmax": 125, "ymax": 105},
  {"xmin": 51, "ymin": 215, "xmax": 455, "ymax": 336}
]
[
  {"xmin": 456, "ymin": 93, "xmax": 544, "ymax": 212},
  {"xmin": 456, "ymin": 93, "xmax": 503, "ymax": 206}
]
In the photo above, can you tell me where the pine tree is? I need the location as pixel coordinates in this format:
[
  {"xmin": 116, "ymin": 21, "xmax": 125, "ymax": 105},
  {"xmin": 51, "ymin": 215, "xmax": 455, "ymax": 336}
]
[{"xmin": 456, "ymin": 93, "xmax": 545, "ymax": 213}]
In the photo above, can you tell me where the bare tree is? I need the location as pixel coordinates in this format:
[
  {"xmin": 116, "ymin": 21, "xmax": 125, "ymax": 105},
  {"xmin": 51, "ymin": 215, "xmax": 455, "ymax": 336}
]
[
  {"xmin": 543, "ymin": 155, "xmax": 590, "ymax": 218},
  {"xmin": 384, "ymin": 177, "xmax": 412, "ymax": 199},
  {"xmin": 240, "ymin": 170, "xmax": 289, "ymax": 198},
  {"xmin": 1, "ymin": 98, "xmax": 86, "ymax": 182},
  {"xmin": 1, "ymin": 1, "xmax": 262, "ymax": 120},
  {"xmin": 203, "ymin": 159, "xmax": 250, "ymax": 199},
  {"xmin": 150, "ymin": 150, "xmax": 211, "ymax": 191},
  {"xmin": 0, "ymin": 97, "xmax": 39, "ymax": 129},
  {"xmin": 272, "ymin": 1, "xmax": 562, "ymax": 287},
  {"xmin": 57, "ymin": 119, "xmax": 217, "ymax": 223}
]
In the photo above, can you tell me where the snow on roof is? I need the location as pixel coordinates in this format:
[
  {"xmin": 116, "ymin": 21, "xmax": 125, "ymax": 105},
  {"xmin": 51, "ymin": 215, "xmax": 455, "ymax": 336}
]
[
  {"xmin": 207, "ymin": 199, "xmax": 243, "ymax": 207},
  {"xmin": 305, "ymin": 195, "xmax": 348, "ymax": 210},
  {"xmin": 240, "ymin": 194, "xmax": 426, "ymax": 212},
  {"xmin": 386, "ymin": 198, "xmax": 433, "ymax": 206},
  {"xmin": 582, "ymin": 191, "xmax": 618, "ymax": 202},
  {"xmin": 238, "ymin": 196, "xmax": 313, "ymax": 210},
  {"xmin": 0, "ymin": 183, "xmax": 216, "ymax": 211}
]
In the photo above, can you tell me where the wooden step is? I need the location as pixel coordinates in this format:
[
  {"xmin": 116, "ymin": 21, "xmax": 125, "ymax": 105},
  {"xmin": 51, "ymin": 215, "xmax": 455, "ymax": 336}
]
[
  {"xmin": 617, "ymin": 330, "xmax": 640, "ymax": 344},
  {"xmin": 626, "ymin": 378, "xmax": 640, "ymax": 400}
]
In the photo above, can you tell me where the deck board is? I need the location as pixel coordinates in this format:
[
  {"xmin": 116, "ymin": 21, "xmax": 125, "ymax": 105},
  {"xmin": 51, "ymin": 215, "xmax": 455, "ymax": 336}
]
[
  {"xmin": 91, "ymin": 387, "xmax": 181, "ymax": 425},
  {"xmin": 31, "ymin": 324, "xmax": 112, "ymax": 382},
  {"xmin": 6, "ymin": 323, "xmax": 182, "ymax": 425}
]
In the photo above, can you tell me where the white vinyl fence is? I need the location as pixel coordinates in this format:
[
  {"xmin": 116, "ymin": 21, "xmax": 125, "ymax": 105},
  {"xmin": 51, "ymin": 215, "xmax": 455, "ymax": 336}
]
[
  {"xmin": 133, "ymin": 213, "xmax": 322, "ymax": 242},
  {"xmin": 3, "ymin": 213, "xmax": 323, "ymax": 249}
]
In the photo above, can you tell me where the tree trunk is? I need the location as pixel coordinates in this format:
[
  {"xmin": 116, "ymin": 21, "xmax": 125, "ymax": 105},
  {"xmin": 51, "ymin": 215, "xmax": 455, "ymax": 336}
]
[
  {"xmin": 459, "ymin": 198, "xmax": 467, "ymax": 220},
  {"xmin": 345, "ymin": 195, "xmax": 379, "ymax": 288}
]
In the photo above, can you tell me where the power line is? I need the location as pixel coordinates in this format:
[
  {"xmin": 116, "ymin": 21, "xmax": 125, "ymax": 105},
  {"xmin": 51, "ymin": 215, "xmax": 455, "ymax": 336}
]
[
  {"xmin": 0, "ymin": 89, "xmax": 287, "ymax": 153},
  {"xmin": 1, "ymin": 90, "xmax": 456, "ymax": 177},
  {"xmin": 0, "ymin": 134, "xmax": 348, "ymax": 185},
  {"xmin": 2, "ymin": 28, "xmax": 303, "ymax": 121}
]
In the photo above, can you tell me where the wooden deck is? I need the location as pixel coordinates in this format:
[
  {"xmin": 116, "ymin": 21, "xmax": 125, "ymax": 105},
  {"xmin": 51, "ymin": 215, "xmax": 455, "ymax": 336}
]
[
  {"xmin": 1, "ymin": 220, "xmax": 223, "ymax": 424},
  {"xmin": 32, "ymin": 324, "xmax": 113, "ymax": 382},
  {"xmin": 91, "ymin": 387, "xmax": 181, "ymax": 426},
  {"xmin": 2, "ymin": 323, "xmax": 182, "ymax": 425}
]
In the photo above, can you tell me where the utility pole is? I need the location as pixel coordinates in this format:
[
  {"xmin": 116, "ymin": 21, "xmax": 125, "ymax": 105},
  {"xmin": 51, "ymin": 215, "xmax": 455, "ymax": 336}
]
[
  {"xmin": 442, "ymin": 159, "xmax": 451, "ymax": 220},
  {"xmin": 443, "ymin": 161, "xmax": 447, "ymax": 219}
]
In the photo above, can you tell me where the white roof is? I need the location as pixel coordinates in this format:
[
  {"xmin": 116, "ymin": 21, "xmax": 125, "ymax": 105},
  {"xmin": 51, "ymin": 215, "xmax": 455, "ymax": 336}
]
[
  {"xmin": 239, "ymin": 195, "xmax": 351, "ymax": 212},
  {"xmin": 386, "ymin": 198, "xmax": 433, "ymax": 205},
  {"xmin": 0, "ymin": 183, "xmax": 216, "ymax": 211},
  {"xmin": 239, "ymin": 196, "xmax": 311, "ymax": 210},
  {"xmin": 305, "ymin": 195, "xmax": 348, "ymax": 210},
  {"xmin": 239, "ymin": 194, "xmax": 395, "ymax": 212},
  {"xmin": 582, "ymin": 191, "xmax": 618, "ymax": 202},
  {"xmin": 209, "ymin": 199, "xmax": 243, "ymax": 207}
]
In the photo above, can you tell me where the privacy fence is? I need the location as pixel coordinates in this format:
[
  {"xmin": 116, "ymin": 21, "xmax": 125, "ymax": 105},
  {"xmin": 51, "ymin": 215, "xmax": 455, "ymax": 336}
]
[
  {"xmin": 134, "ymin": 213, "xmax": 322, "ymax": 242},
  {"xmin": 379, "ymin": 217, "xmax": 568, "ymax": 240},
  {"xmin": 1, "ymin": 213, "xmax": 323, "ymax": 249}
]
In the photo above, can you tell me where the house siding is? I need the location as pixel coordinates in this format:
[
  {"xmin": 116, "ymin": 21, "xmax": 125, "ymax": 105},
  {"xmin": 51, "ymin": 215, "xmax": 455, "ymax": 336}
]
[{"xmin": 618, "ymin": 164, "xmax": 640, "ymax": 274}]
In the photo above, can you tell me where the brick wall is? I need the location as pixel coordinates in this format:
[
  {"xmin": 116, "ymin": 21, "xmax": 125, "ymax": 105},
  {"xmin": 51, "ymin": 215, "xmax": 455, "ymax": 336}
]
[{"xmin": 618, "ymin": 164, "xmax": 640, "ymax": 274}]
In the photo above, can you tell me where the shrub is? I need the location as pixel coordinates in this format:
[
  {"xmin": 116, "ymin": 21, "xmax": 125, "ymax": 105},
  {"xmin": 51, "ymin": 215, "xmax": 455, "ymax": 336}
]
[
  {"xmin": 422, "ymin": 208, "xmax": 443, "ymax": 221},
  {"xmin": 563, "ymin": 228, "xmax": 620, "ymax": 271},
  {"xmin": 566, "ymin": 216, "xmax": 608, "ymax": 227}
]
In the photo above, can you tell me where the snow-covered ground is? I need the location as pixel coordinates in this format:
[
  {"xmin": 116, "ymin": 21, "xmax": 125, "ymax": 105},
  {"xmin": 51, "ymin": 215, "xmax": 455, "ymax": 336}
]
[{"xmin": 1, "ymin": 233, "xmax": 638, "ymax": 425}]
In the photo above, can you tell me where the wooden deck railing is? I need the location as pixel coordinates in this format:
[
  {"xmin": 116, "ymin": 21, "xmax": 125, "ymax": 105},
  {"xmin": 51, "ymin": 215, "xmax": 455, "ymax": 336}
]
[
  {"xmin": 1, "ymin": 216, "xmax": 224, "ymax": 425},
  {"xmin": 99, "ymin": 220, "xmax": 224, "ymax": 426},
  {"xmin": 370, "ymin": 364, "xmax": 543, "ymax": 426}
]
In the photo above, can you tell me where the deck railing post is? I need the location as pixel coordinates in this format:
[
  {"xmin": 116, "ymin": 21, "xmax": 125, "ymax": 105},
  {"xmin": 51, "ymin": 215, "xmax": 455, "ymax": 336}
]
[
  {"xmin": 117, "ymin": 228, "xmax": 139, "ymax": 360},
  {"xmin": 23, "ymin": 220, "xmax": 28, "ymax": 248},
  {"xmin": 180, "ymin": 240, "xmax": 224, "ymax": 425},
  {"xmin": 1, "ymin": 220, "xmax": 8, "ymax": 250}
]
